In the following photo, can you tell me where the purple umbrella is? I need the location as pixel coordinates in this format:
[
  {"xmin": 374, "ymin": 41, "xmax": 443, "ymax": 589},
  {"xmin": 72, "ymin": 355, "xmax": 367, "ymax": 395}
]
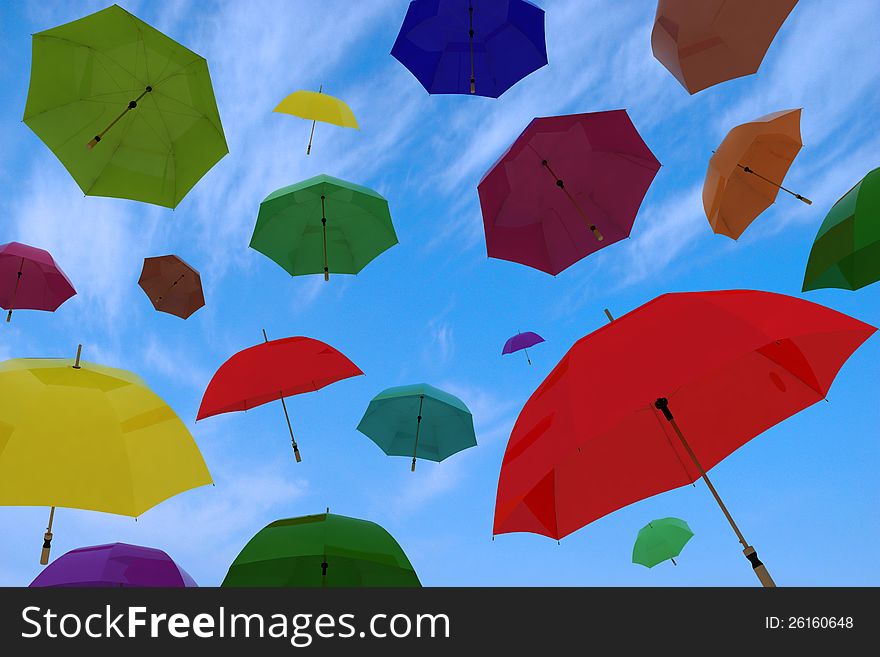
[
  {"xmin": 0, "ymin": 241, "xmax": 76, "ymax": 323},
  {"xmin": 391, "ymin": 0, "xmax": 548, "ymax": 98},
  {"xmin": 29, "ymin": 543, "xmax": 197, "ymax": 588},
  {"xmin": 478, "ymin": 110, "xmax": 661, "ymax": 275},
  {"xmin": 502, "ymin": 330, "xmax": 544, "ymax": 365}
]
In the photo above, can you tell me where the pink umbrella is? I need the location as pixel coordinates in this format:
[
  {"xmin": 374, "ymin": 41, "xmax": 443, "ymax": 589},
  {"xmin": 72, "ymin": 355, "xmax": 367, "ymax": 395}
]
[
  {"xmin": 0, "ymin": 242, "xmax": 76, "ymax": 323},
  {"xmin": 478, "ymin": 110, "xmax": 661, "ymax": 275}
]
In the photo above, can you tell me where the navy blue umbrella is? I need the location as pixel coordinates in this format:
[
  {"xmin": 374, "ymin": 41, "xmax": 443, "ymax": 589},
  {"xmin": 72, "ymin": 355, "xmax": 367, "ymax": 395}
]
[{"xmin": 391, "ymin": 0, "xmax": 548, "ymax": 98}]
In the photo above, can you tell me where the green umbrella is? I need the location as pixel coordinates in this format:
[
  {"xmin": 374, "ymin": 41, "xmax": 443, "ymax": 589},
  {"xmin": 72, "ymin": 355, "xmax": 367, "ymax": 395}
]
[
  {"xmin": 250, "ymin": 174, "xmax": 398, "ymax": 282},
  {"xmin": 632, "ymin": 517, "xmax": 694, "ymax": 568},
  {"xmin": 23, "ymin": 4, "xmax": 228, "ymax": 209},
  {"xmin": 803, "ymin": 167, "xmax": 880, "ymax": 292},
  {"xmin": 221, "ymin": 512, "xmax": 420, "ymax": 587},
  {"xmin": 356, "ymin": 383, "xmax": 477, "ymax": 472}
]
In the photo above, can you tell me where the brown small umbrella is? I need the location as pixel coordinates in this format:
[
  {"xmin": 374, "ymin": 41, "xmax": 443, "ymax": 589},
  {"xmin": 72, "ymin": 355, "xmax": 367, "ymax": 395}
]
[
  {"xmin": 651, "ymin": 0, "xmax": 797, "ymax": 95},
  {"xmin": 703, "ymin": 108, "xmax": 811, "ymax": 240},
  {"xmin": 138, "ymin": 255, "xmax": 205, "ymax": 319}
]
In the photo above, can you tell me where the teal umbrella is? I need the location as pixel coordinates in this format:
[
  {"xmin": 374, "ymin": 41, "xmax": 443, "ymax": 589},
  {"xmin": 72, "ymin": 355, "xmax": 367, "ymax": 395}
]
[
  {"xmin": 632, "ymin": 517, "xmax": 694, "ymax": 568},
  {"xmin": 356, "ymin": 384, "xmax": 477, "ymax": 471}
]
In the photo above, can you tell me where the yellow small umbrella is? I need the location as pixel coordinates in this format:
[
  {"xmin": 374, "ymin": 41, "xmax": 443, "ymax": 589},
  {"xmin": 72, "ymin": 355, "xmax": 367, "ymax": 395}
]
[
  {"xmin": 274, "ymin": 86, "xmax": 359, "ymax": 155},
  {"xmin": 0, "ymin": 346, "xmax": 212, "ymax": 564}
]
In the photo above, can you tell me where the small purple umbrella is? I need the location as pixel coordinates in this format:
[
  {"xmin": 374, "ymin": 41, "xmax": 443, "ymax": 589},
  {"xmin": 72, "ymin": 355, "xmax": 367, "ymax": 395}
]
[
  {"xmin": 29, "ymin": 543, "xmax": 197, "ymax": 588},
  {"xmin": 0, "ymin": 241, "xmax": 76, "ymax": 323},
  {"xmin": 502, "ymin": 331, "xmax": 544, "ymax": 365},
  {"xmin": 478, "ymin": 110, "xmax": 661, "ymax": 275}
]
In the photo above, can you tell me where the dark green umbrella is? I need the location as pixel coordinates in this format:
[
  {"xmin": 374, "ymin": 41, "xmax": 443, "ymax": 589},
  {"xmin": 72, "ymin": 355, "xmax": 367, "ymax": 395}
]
[
  {"xmin": 23, "ymin": 4, "xmax": 228, "ymax": 209},
  {"xmin": 803, "ymin": 167, "xmax": 880, "ymax": 292},
  {"xmin": 632, "ymin": 517, "xmax": 694, "ymax": 568},
  {"xmin": 250, "ymin": 174, "xmax": 398, "ymax": 281},
  {"xmin": 356, "ymin": 384, "xmax": 477, "ymax": 472},
  {"xmin": 221, "ymin": 512, "xmax": 420, "ymax": 587}
]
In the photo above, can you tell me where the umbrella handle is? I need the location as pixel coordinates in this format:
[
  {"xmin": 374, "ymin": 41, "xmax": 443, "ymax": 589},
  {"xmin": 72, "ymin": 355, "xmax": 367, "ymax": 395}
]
[
  {"xmin": 5, "ymin": 309, "xmax": 11, "ymax": 323},
  {"xmin": 589, "ymin": 224, "xmax": 604, "ymax": 241},
  {"xmin": 744, "ymin": 546, "xmax": 776, "ymax": 588},
  {"xmin": 40, "ymin": 506, "xmax": 56, "ymax": 565}
]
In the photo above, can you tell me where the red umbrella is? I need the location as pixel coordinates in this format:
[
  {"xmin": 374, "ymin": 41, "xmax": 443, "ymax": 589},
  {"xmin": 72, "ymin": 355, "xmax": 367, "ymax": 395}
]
[
  {"xmin": 478, "ymin": 110, "xmax": 660, "ymax": 275},
  {"xmin": 197, "ymin": 331, "xmax": 363, "ymax": 462},
  {"xmin": 138, "ymin": 255, "xmax": 205, "ymax": 320},
  {"xmin": 493, "ymin": 290, "xmax": 875, "ymax": 586},
  {"xmin": 0, "ymin": 241, "xmax": 76, "ymax": 323}
]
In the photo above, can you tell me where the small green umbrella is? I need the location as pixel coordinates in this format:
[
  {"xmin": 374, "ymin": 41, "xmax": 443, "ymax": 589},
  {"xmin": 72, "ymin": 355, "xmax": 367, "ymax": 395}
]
[
  {"xmin": 356, "ymin": 383, "xmax": 477, "ymax": 472},
  {"xmin": 221, "ymin": 512, "xmax": 420, "ymax": 587},
  {"xmin": 632, "ymin": 517, "xmax": 694, "ymax": 568},
  {"xmin": 803, "ymin": 167, "xmax": 880, "ymax": 292},
  {"xmin": 23, "ymin": 5, "xmax": 228, "ymax": 209},
  {"xmin": 250, "ymin": 174, "xmax": 398, "ymax": 282}
]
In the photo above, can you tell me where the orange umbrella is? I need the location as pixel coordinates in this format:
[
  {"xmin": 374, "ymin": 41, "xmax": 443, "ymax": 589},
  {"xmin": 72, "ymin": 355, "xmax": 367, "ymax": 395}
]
[
  {"xmin": 703, "ymin": 109, "xmax": 811, "ymax": 240},
  {"xmin": 651, "ymin": 0, "xmax": 798, "ymax": 94},
  {"xmin": 138, "ymin": 255, "xmax": 205, "ymax": 319}
]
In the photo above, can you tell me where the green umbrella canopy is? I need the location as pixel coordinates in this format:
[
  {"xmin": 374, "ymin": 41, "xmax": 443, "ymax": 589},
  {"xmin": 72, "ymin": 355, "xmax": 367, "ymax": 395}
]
[
  {"xmin": 249, "ymin": 174, "xmax": 398, "ymax": 281},
  {"xmin": 221, "ymin": 513, "xmax": 421, "ymax": 587},
  {"xmin": 23, "ymin": 4, "xmax": 228, "ymax": 209},
  {"xmin": 803, "ymin": 167, "xmax": 880, "ymax": 292},
  {"xmin": 356, "ymin": 383, "xmax": 477, "ymax": 471},
  {"xmin": 632, "ymin": 517, "xmax": 694, "ymax": 568}
]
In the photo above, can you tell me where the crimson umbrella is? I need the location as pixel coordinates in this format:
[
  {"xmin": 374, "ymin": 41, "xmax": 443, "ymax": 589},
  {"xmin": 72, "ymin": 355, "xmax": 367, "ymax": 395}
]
[
  {"xmin": 478, "ymin": 110, "xmax": 660, "ymax": 275},
  {"xmin": 138, "ymin": 255, "xmax": 205, "ymax": 320},
  {"xmin": 0, "ymin": 241, "xmax": 76, "ymax": 323},
  {"xmin": 494, "ymin": 290, "xmax": 875, "ymax": 586},
  {"xmin": 197, "ymin": 331, "xmax": 363, "ymax": 462}
]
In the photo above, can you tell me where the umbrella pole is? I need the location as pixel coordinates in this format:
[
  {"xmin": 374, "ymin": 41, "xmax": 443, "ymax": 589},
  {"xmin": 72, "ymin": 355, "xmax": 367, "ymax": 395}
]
[
  {"xmin": 280, "ymin": 393, "xmax": 302, "ymax": 462},
  {"xmin": 654, "ymin": 398, "xmax": 776, "ymax": 587},
  {"xmin": 523, "ymin": 347, "xmax": 531, "ymax": 365},
  {"xmin": 6, "ymin": 257, "xmax": 24, "ymax": 322},
  {"xmin": 411, "ymin": 395, "xmax": 424, "ymax": 472},
  {"xmin": 321, "ymin": 195, "xmax": 329, "ymax": 281},
  {"xmin": 541, "ymin": 160, "xmax": 604, "ymax": 241},
  {"xmin": 738, "ymin": 164, "xmax": 812, "ymax": 205},
  {"xmin": 468, "ymin": 4, "xmax": 475, "ymax": 93},
  {"xmin": 40, "ymin": 506, "xmax": 56, "ymax": 565},
  {"xmin": 88, "ymin": 86, "xmax": 152, "ymax": 149},
  {"xmin": 156, "ymin": 273, "xmax": 185, "ymax": 305},
  {"xmin": 671, "ymin": 557, "xmax": 677, "ymax": 566},
  {"xmin": 306, "ymin": 84, "xmax": 322, "ymax": 155}
]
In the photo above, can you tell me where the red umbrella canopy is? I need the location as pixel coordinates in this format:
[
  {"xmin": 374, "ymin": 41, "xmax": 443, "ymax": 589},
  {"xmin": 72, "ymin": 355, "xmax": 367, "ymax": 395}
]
[
  {"xmin": 478, "ymin": 110, "xmax": 660, "ymax": 275},
  {"xmin": 197, "ymin": 336, "xmax": 363, "ymax": 420},
  {"xmin": 0, "ymin": 241, "xmax": 76, "ymax": 322},
  {"xmin": 138, "ymin": 255, "xmax": 205, "ymax": 320},
  {"xmin": 494, "ymin": 290, "xmax": 875, "ymax": 540}
]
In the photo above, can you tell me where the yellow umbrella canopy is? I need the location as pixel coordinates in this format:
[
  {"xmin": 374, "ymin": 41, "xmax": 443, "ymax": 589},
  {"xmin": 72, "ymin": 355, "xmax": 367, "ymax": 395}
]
[
  {"xmin": 274, "ymin": 87, "xmax": 359, "ymax": 154},
  {"xmin": 0, "ymin": 349, "xmax": 212, "ymax": 562}
]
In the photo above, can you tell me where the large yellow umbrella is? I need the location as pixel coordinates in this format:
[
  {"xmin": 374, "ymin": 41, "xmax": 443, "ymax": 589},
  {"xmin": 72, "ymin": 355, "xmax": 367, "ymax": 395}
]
[
  {"xmin": 0, "ymin": 346, "xmax": 212, "ymax": 563},
  {"xmin": 274, "ymin": 86, "xmax": 359, "ymax": 155}
]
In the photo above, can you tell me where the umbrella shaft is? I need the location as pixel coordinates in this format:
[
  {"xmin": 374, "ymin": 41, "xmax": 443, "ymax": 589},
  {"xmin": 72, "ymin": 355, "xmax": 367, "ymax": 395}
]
[
  {"xmin": 6, "ymin": 259, "xmax": 23, "ymax": 322},
  {"xmin": 279, "ymin": 393, "xmax": 300, "ymax": 457},
  {"xmin": 540, "ymin": 159, "xmax": 603, "ymax": 240},
  {"xmin": 468, "ymin": 5, "xmax": 475, "ymax": 93},
  {"xmin": 739, "ymin": 164, "xmax": 812, "ymax": 205},
  {"xmin": 667, "ymin": 415, "xmax": 748, "ymax": 548},
  {"xmin": 412, "ymin": 395, "xmax": 424, "ymax": 471},
  {"xmin": 321, "ymin": 197, "xmax": 329, "ymax": 281},
  {"xmin": 88, "ymin": 87, "xmax": 152, "ymax": 148}
]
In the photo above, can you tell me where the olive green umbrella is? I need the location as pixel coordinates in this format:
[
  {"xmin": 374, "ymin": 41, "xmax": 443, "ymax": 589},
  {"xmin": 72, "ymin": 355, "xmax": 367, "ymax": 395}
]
[
  {"xmin": 23, "ymin": 4, "xmax": 228, "ymax": 209},
  {"xmin": 221, "ymin": 512, "xmax": 421, "ymax": 587},
  {"xmin": 250, "ymin": 175, "xmax": 398, "ymax": 281},
  {"xmin": 803, "ymin": 167, "xmax": 880, "ymax": 292},
  {"xmin": 632, "ymin": 518, "xmax": 694, "ymax": 568}
]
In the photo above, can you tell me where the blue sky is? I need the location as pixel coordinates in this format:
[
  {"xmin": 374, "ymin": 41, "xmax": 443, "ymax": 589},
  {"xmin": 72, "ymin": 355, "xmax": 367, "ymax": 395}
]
[{"xmin": 1, "ymin": 0, "xmax": 878, "ymax": 587}]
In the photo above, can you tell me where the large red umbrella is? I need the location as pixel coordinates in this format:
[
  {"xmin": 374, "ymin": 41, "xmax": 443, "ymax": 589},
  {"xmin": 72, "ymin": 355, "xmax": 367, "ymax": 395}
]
[
  {"xmin": 478, "ymin": 110, "xmax": 660, "ymax": 275},
  {"xmin": 197, "ymin": 331, "xmax": 363, "ymax": 462},
  {"xmin": 651, "ymin": 0, "xmax": 798, "ymax": 95},
  {"xmin": 0, "ymin": 241, "xmax": 76, "ymax": 323},
  {"xmin": 493, "ymin": 290, "xmax": 875, "ymax": 586}
]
